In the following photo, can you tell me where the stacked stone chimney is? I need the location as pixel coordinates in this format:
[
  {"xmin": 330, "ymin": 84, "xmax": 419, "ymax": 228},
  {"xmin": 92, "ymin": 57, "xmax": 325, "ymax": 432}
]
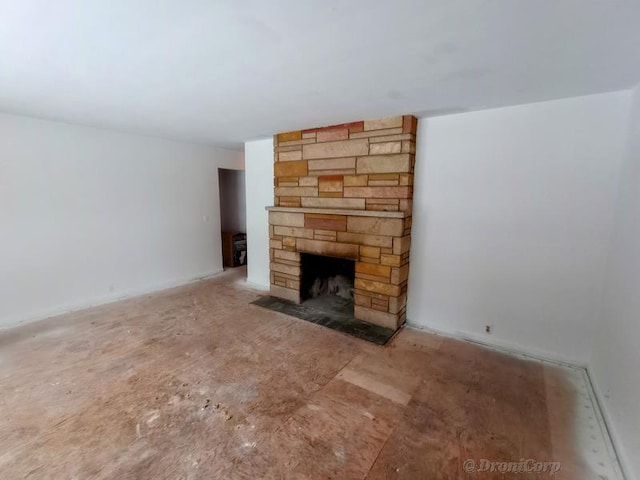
[{"xmin": 267, "ymin": 115, "xmax": 417, "ymax": 330}]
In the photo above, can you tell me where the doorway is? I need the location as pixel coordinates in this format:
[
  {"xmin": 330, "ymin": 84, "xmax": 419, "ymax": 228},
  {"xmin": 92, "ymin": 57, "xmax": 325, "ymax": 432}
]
[{"xmin": 218, "ymin": 168, "xmax": 247, "ymax": 270}]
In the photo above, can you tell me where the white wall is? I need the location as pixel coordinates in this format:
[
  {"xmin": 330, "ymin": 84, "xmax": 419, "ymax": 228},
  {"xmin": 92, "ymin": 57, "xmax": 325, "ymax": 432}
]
[
  {"xmin": 408, "ymin": 91, "xmax": 631, "ymax": 365},
  {"xmin": 244, "ymin": 138, "xmax": 273, "ymax": 289},
  {"xmin": 591, "ymin": 84, "xmax": 640, "ymax": 480},
  {"xmin": 218, "ymin": 168, "xmax": 246, "ymax": 232},
  {"xmin": 0, "ymin": 113, "xmax": 242, "ymax": 328}
]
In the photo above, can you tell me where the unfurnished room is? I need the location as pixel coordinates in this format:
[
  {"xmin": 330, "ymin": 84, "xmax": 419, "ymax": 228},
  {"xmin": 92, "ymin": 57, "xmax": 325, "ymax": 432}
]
[{"xmin": 1, "ymin": 1, "xmax": 639, "ymax": 479}]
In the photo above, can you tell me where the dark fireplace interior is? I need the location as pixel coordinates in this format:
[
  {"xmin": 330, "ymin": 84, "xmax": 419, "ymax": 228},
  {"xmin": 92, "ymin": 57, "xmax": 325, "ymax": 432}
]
[
  {"xmin": 300, "ymin": 253, "xmax": 354, "ymax": 317},
  {"xmin": 253, "ymin": 251, "xmax": 393, "ymax": 344}
]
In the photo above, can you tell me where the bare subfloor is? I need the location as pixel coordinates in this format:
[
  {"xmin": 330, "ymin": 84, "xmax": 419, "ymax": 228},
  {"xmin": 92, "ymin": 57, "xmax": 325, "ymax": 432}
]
[{"xmin": 0, "ymin": 269, "xmax": 620, "ymax": 479}]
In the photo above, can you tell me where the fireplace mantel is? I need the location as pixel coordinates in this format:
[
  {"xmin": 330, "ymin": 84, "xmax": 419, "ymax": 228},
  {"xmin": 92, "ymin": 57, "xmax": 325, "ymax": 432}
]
[{"xmin": 265, "ymin": 206, "xmax": 407, "ymax": 219}]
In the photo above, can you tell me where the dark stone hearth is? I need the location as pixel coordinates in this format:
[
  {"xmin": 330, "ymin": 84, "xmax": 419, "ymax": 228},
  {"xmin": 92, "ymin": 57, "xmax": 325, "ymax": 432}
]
[{"xmin": 251, "ymin": 296, "xmax": 397, "ymax": 345}]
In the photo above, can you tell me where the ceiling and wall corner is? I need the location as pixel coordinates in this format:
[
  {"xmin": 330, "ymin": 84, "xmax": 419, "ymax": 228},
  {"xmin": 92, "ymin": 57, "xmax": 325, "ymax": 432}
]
[
  {"xmin": 590, "ymin": 82, "xmax": 640, "ymax": 480},
  {"xmin": 1, "ymin": 1, "xmax": 640, "ymax": 148}
]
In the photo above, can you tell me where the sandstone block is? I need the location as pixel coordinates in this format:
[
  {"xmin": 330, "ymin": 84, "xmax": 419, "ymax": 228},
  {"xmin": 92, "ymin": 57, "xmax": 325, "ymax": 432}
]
[
  {"xmin": 269, "ymin": 239, "xmax": 282, "ymax": 249},
  {"xmin": 368, "ymin": 133, "xmax": 415, "ymax": 143},
  {"xmin": 314, "ymin": 229, "xmax": 337, "ymax": 236},
  {"xmin": 282, "ymin": 237, "xmax": 296, "ymax": 247},
  {"xmin": 305, "ymin": 121, "xmax": 363, "ymax": 135},
  {"xmin": 286, "ymin": 279, "xmax": 300, "ymax": 290},
  {"xmin": 359, "ymin": 245, "xmax": 380, "ymax": 258},
  {"xmin": 369, "ymin": 173, "xmax": 400, "ymax": 181},
  {"xmin": 275, "ymin": 144, "xmax": 303, "ymax": 153},
  {"xmin": 270, "ymin": 262, "xmax": 301, "ymax": 277},
  {"xmin": 274, "ymin": 270, "xmax": 300, "ymax": 281},
  {"xmin": 399, "ymin": 199, "xmax": 413, "ymax": 212},
  {"xmin": 274, "ymin": 160, "xmax": 307, "ymax": 177},
  {"xmin": 389, "ymin": 293, "xmax": 407, "ymax": 315},
  {"xmin": 369, "ymin": 141, "xmax": 402, "ymax": 155},
  {"xmin": 336, "ymin": 232, "xmax": 393, "ymax": 248},
  {"xmin": 402, "ymin": 115, "xmax": 418, "ymax": 134},
  {"xmin": 279, "ymin": 138, "xmax": 317, "ymax": 146},
  {"xmin": 364, "ymin": 117, "xmax": 403, "ymax": 131},
  {"xmin": 274, "ymin": 186, "xmax": 318, "ymax": 197},
  {"xmin": 304, "ymin": 213, "xmax": 347, "ymax": 232},
  {"xmin": 299, "ymin": 176, "xmax": 319, "ymax": 186},
  {"xmin": 269, "ymin": 211, "xmax": 305, "ymax": 227},
  {"xmin": 277, "ymin": 181, "xmax": 298, "ymax": 188},
  {"xmin": 366, "ymin": 198, "xmax": 399, "ymax": 205},
  {"xmin": 356, "ymin": 262, "xmax": 391, "ymax": 278},
  {"xmin": 371, "ymin": 297, "xmax": 389, "ymax": 312},
  {"xmin": 359, "ymin": 257, "xmax": 381, "ymax": 265},
  {"xmin": 356, "ymin": 154, "xmax": 411, "ymax": 174},
  {"xmin": 277, "ymin": 131, "xmax": 302, "ymax": 143},
  {"xmin": 350, "ymin": 127, "xmax": 403, "ymax": 139},
  {"xmin": 314, "ymin": 234, "xmax": 337, "ymax": 241},
  {"xmin": 347, "ymin": 217, "xmax": 404, "ymax": 236},
  {"xmin": 277, "ymin": 176, "xmax": 299, "ymax": 183},
  {"xmin": 278, "ymin": 150, "xmax": 303, "ymax": 162},
  {"xmin": 303, "ymin": 139, "xmax": 369, "ymax": 159},
  {"xmin": 307, "ymin": 157, "xmax": 356, "ymax": 171},
  {"xmin": 308, "ymin": 169, "xmax": 356, "ymax": 176},
  {"xmin": 368, "ymin": 179, "xmax": 399, "ymax": 187},
  {"xmin": 273, "ymin": 249, "xmax": 301, "ymax": 262},
  {"xmin": 273, "ymin": 226, "xmax": 314, "ymax": 239},
  {"xmin": 278, "ymin": 197, "xmax": 301, "ymax": 207},
  {"xmin": 343, "ymin": 186, "xmax": 412, "ymax": 199},
  {"xmin": 354, "ymin": 293, "xmax": 372, "ymax": 308},
  {"xmin": 316, "ymin": 128, "xmax": 349, "ymax": 142},
  {"xmin": 356, "ymin": 272, "xmax": 389, "ymax": 283},
  {"xmin": 354, "ymin": 278, "xmax": 401, "ymax": 297},
  {"xmin": 301, "ymin": 197, "xmax": 365, "ymax": 209},
  {"xmin": 401, "ymin": 141, "xmax": 416, "ymax": 154},
  {"xmin": 390, "ymin": 264, "xmax": 410, "ymax": 285},
  {"xmin": 296, "ymin": 239, "xmax": 359, "ymax": 259},
  {"xmin": 343, "ymin": 175, "xmax": 368, "ymax": 186},
  {"xmin": 393, "ymin": 235, "xmax": 412, "ymax": 255},
  {"xmin": 318, "ymin": 175, "xmax": 343, "ymax": 193},
  {"xmin": 270, "ymin": 284, "xmax": 300, "ymax": 303},
  {"xmin": 354, "ymin": 305, "xmax": 399, "ymax": 329},
  {"xmin": 380, "ymin": 254, "xmax": 402, "ymax": 267},
  {"xmin": 366, "ymin": 203, "xmax": 399, "ymax": 212}
]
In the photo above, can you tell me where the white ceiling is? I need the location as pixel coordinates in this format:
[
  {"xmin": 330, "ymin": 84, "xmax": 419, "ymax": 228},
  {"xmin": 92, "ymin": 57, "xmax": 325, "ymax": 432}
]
[{"xmin": 1, "ymin": 1, "xmax": 639, "ymax": 149}]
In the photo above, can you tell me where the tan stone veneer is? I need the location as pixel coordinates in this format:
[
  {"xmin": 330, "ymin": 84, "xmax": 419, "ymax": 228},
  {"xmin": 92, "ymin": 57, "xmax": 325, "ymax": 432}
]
[{"xmin": 268, "ymin": 115, "xmax": 417, "ymax": 330}]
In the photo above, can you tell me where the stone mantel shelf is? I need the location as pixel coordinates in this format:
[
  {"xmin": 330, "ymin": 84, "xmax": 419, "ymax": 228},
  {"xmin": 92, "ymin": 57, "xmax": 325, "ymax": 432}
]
[{"xmin": 265, "ymin": 206, "xmax": 407, "ymax": 219}]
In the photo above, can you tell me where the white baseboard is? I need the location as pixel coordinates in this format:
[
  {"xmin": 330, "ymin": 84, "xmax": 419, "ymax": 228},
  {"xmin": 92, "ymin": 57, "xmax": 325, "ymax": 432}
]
[
  {"xmin": 407, "ymin": 320, "xmax": 630, "ymax": 479},
  {"xmin": 588, "ymin": 368, "xmax": 634, "ymax": 480},
  {"xmin": 0, "ymin": 269, "xmax": 224, "ymax": 331},
  {"xmin": 406, "ymin": 319, "xmax": 586, "ymax": 368}
]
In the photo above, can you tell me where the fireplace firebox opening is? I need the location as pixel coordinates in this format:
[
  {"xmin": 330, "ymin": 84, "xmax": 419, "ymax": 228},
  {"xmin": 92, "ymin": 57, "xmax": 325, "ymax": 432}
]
[{"xmin": 300, "ymin": 253, "xmax": 355, "ymax": 316}]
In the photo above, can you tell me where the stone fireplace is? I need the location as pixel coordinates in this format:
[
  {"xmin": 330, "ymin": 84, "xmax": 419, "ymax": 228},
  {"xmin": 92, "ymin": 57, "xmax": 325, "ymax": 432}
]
[{"xmin": 267, "ymin": 115, "xmax": 417, "ymax": 330}]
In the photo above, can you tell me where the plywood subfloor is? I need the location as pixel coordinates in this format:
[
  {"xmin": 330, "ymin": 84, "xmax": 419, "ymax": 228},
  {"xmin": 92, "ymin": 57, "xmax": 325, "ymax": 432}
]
[{"xmin": 0, "ymin": 268, "xmax": 621, "ymax": 479}]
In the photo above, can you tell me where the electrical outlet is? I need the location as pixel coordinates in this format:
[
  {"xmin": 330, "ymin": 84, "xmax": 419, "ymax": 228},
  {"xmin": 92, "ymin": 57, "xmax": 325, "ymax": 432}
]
[{"xmin": 485, "ymin": 325, "xmax": 492, "ymax": 334}]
